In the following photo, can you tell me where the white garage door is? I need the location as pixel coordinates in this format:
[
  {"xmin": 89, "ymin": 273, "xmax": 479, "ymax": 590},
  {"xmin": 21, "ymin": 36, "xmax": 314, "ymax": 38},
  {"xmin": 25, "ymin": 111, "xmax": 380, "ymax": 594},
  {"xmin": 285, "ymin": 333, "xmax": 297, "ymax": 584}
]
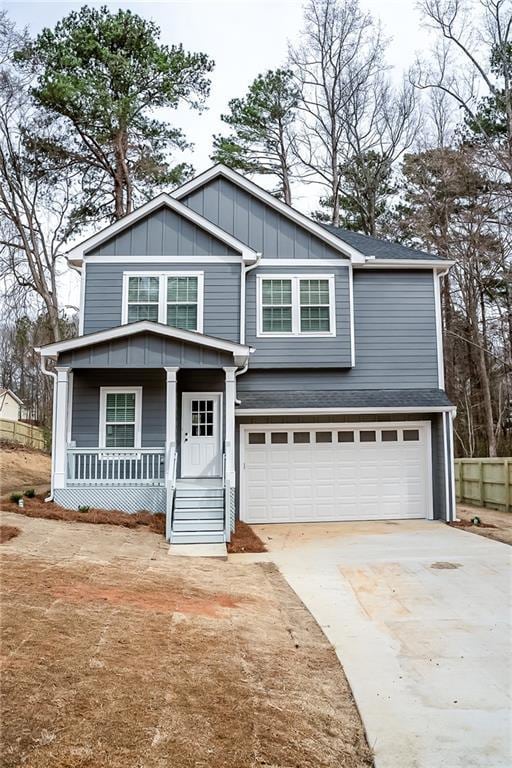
[{"xmin": 242, "ymin": 423, "xmax": 432, "ymax": 523}]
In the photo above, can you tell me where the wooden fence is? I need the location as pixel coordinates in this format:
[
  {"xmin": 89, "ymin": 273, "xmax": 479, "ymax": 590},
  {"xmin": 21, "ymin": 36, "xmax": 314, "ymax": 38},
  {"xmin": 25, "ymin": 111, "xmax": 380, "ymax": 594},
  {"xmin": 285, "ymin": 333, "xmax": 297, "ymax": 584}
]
[
  {"xmin": 455, "ymin": 458, "xmax": 511, "ymax": 513},
  {"xmin": 0, "ymin": 419, "xmax": 48, "ymax": 451}
]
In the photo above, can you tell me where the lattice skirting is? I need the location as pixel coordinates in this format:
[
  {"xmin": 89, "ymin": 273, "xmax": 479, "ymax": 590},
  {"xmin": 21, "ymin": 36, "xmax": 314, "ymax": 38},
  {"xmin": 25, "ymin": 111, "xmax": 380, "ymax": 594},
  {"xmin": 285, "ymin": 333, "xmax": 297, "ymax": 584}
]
[
  {"xmin": 229, "ymin": 487, "xmax": 236, "ymax": 533},
  {"xmin": 54, "ymin": 487, "xmax": 166, "ymax": 514}
]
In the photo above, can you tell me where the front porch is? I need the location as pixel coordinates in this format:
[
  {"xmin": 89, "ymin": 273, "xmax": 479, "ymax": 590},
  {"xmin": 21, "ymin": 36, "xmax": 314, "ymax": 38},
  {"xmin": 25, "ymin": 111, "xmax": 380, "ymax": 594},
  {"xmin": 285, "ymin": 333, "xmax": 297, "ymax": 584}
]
[{"xmin": 38, "ymin": 323, "xmax": 251, "ymax": 544}]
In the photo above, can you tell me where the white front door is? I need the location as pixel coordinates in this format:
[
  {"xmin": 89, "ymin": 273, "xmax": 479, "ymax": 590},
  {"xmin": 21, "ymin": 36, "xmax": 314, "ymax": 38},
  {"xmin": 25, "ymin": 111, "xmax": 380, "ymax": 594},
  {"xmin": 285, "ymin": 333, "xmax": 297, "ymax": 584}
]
[{"xmin": 181, "ymin": 393, "xmax": 222, "ymax": 477}]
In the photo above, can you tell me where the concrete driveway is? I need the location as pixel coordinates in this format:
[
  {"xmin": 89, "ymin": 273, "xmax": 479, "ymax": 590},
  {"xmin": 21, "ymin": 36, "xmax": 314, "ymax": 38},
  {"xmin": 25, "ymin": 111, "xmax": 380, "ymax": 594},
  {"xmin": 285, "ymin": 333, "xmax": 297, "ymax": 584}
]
[{"xmin": 233, "ymin": 520, "xmax": 512, "ymax": 768}]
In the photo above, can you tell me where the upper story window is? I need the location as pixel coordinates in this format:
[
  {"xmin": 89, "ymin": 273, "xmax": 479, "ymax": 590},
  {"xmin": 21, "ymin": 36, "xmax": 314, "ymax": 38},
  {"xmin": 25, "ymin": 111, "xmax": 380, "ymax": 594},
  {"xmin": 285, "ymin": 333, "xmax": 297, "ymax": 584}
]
[
  {"xmin": 122, "ymin": 272, "xmax": 203, "ymax": 332},
  {"xmin": 257, "ymin": 275, "xmax": 335, "ymax": 337}
]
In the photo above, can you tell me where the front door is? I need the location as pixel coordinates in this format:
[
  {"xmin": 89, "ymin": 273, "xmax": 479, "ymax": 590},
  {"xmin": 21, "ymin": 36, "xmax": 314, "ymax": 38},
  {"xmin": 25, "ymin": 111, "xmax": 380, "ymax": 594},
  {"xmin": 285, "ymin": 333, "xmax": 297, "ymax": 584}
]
[{"xmin": 181, "ymin": 393, "xmax": 222, "ymax": 477}]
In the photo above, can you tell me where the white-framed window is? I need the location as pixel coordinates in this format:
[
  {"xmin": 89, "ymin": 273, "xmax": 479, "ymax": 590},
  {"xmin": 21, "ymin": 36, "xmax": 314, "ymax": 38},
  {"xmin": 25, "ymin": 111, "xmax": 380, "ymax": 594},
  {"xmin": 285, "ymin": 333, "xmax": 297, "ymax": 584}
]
[
  {"xmin": 122, "ymin": 271, "xmax": 204, "ymax": 332},
  {"xmin": 99, "ymin": 387, "xmax": 142, "ymax": 448},
  {"xmin": 257, "ymin": 274, "xmax": 336, "ymax": 337}
]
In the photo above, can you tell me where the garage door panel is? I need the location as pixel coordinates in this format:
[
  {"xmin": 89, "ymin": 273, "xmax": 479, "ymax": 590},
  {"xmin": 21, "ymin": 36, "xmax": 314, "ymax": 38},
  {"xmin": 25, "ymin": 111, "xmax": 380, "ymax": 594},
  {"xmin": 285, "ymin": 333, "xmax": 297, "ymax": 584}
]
[{"xmin": 243, "ymin": 423, "xmax": 430, "ymax": 523}]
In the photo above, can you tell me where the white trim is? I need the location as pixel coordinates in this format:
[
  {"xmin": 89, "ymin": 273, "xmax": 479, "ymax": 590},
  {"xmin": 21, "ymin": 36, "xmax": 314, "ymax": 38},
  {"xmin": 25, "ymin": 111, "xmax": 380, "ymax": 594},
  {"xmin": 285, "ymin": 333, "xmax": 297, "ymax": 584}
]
[
  {"xmin": 433, "ymin": 270, "xmax": 445, "ymax": 389},
  {"xmin": 99, "ymin": 386, "xmax": 142, "ymax": 449},
  {"xmin": 79, "ymin": 254, "xmax": 243, "ymax": 265},
  {"xmin": 260, "ymin": 258, "xmax": 349, "ymax": 266},
  {"xmin": 256, "ymin": 274, "xmax": 336, "ymax": 338},
  {"xmin": 443, "ymin": 412, "xmax": 451, "ymax": 522},
  {"xmin": 355, "ymin": 259, "xmax": 456, "ymax": 269},
  {"xmin": 349, "ymin": 263, "xmax": 355, "ymax": 368},
  {"xmin": 38, "ymin": 320, "xmax": 253, "ymax": 359},
  {"xmin": 78, "ymin": 262, "xmax": 85, "ymax": 335},
  {"xmin": 66, "ymin": 191, "xmax": 259, "ymax": 263},
  {"xmin": 449, "ymin": 413, "xmax": 457, "ymax": 522},
  {"xmin": 54, "ymin": 366, "xmax": 71, "ymax": 489},
  {"xmin": 236, "ymin": 405, "xmax": 455, "ymax": 416},
  {"xmin": 239, "ymin": 420, "xmax": 434, "ymax": 523},
  {"xmin": 172, "ymin": 164, "xmax": 366, "ymax": 263},
  {"xmin": 66, "ymin": 371, "xmax": 74, "ymax": 445},
  {"xmin": 121, "ymin": 271, "xmax": 204, "ymax": 332},
  {"xmin": 164, "ymin": 367, "xmax": 179, "ymax": 450}
]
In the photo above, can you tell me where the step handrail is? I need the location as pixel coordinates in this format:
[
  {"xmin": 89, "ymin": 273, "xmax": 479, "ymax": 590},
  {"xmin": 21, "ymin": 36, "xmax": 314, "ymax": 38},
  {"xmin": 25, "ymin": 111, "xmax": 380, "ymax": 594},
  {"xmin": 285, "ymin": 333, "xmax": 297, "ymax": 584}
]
[{"xmin": 165, "ymin": 446, "xmax": 178, "ymax": 542}]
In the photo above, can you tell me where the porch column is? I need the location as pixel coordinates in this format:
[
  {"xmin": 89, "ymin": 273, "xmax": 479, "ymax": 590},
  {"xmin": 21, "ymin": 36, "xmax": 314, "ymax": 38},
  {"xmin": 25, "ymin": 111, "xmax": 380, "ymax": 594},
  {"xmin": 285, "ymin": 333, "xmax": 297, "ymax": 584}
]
[
  {"xmin": 54, "ymin": 366, "xmax": 71, "ymax": 490},
  {"xmin": 164, "ymin": 367, "xmax": 179, "ymax": 449},
  {"xmin": 223, "ymin": 367, "xmax": 237, "ymax": 477}
]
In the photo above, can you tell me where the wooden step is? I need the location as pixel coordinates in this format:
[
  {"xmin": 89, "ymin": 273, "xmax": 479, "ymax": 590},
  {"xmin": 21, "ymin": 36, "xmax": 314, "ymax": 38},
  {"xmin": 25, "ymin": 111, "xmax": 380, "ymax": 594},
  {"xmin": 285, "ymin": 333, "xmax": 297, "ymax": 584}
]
[
  {"xmin": 174, "ymin": 509, "xmax": 224, "ymax": 521},
  {"xmin": 170, "ymin": 531, "xmax": 225, "ymax": 545},
  {"xmin": 175, "ymin": 497, "xmax": 224, "ymax": 510},
  {"xmin": 175, "ymin": 487, "xmax": 224, "ymax": 499},
  {"xmin": 173, "ymin": 519, "xmax": 224, "ymax": 533}
]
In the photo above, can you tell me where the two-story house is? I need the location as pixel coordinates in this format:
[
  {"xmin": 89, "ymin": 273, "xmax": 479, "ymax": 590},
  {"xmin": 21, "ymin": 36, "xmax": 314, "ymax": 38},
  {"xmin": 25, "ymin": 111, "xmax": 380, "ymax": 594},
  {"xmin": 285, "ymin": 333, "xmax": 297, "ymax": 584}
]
[{"xmin": 38, "ymin": 164, "xmax": 456, "ymax": 544}]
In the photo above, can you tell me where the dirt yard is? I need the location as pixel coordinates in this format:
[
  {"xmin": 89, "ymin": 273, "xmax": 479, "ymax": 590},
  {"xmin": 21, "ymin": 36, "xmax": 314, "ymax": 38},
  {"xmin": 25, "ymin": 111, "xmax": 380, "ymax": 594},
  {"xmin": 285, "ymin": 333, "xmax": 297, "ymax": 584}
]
[
  {"xmin": 0, "ymin": 443, "xmax": 51, "ymax": 496},
  {"xmin": 0, "ymin": 511, "xmax": 373, "ymax": 768},
  {"xmin": 454, "ymin": 504, "xmax": 512, "ymax": 546}
]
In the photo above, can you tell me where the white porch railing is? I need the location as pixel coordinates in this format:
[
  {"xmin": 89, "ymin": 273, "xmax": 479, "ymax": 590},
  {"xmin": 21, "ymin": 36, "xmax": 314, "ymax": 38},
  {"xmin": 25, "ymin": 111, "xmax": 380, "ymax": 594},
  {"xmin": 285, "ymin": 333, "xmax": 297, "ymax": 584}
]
[
  {"xmin": 165, "ymin": 446, "xmax": 178, "ymax": 541},
  {"xmin": 67, "ymin": 448, "xmax": 165, "ymax": 486}
]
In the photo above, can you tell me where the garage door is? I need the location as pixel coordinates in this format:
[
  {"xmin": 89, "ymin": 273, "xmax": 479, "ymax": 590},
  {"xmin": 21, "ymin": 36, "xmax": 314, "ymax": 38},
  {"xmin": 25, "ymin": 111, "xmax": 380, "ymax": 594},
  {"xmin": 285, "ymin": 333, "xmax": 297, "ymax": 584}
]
[{"xmin": 242, "ymin": 423, "xmax": 431, "ymax": 523}]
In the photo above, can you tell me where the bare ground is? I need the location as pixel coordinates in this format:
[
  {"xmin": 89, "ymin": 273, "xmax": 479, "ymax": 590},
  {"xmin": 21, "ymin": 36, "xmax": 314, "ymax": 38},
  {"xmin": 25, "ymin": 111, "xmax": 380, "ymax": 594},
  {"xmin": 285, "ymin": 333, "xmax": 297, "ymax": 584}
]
[
  {"xmin": 0, "ymin": 511, "xmax": 373, "ymax": 768},
  {"xmin": 0, "ymin": 443, "xmax": 51, "ymax": 496},
  {"xmin": 453, "ymin": 504, "xmax": 512, "ymax": 546}
]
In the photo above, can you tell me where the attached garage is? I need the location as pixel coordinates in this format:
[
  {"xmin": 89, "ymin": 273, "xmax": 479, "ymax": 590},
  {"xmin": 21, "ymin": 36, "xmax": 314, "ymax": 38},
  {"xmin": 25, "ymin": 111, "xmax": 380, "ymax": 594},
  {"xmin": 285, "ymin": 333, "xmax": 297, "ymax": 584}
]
[{"xmin": 240, "ymin": 422, "xmax": 433, "ymax": 523}]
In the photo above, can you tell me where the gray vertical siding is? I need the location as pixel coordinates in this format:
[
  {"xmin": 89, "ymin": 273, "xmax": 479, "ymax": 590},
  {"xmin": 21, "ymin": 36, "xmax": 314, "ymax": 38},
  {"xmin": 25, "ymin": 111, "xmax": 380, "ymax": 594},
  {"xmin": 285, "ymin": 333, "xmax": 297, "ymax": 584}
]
[
  {"xmin": 83, "ymin": 261, "xmax": 241, "ymax": 340},
  {"xmin": 246, "ymin": 265, "xmax": 352, "ymax": 367},
  {"xmin": 182, "ymin": 177, "xmax": 348, "ymax": 259},
  {"xmin": 86, "ymin": 206, "xmax": 238, "ymax": 257}
]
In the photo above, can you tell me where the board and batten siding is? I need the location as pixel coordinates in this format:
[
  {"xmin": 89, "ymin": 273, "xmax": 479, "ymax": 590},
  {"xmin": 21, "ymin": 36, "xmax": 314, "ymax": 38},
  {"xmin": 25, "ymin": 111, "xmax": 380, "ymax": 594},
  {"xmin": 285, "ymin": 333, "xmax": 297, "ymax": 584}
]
[
  {"xmin": 182, "ymin": 177, "xmax": 348, "ymax": 260},
  {"xmin": 83, "ymin": 262, "xmax": 241, "ymax": 341},
  {"xmin": 86, "ymin": 206, "xmax": 238, "ymax": 257},
  {"xmin": 245, "ymin": 265, "xmax": 352, "ymax": 368},
  {"xmin": 238, "ymin": 269, "xmax": 438, "ymax": 387}
]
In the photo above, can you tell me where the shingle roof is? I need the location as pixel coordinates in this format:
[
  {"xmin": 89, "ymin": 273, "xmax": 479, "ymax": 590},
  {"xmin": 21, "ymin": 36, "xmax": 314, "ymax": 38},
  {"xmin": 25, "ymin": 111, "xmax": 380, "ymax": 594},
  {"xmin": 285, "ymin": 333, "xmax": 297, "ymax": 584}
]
[
  {"xmin": 236, "ymin": 389, "xmax": 454, "ymax": 410},
  {"xmin": 321, "ymin": 225, "xmax": 446, "ymax": 261}
]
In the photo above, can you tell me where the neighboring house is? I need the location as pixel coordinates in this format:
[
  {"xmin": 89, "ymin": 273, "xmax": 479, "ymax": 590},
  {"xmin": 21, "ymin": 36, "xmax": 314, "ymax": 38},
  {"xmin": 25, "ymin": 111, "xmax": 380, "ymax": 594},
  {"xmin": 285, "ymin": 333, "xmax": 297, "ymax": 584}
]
[
  {"xmin": 0, "ymin": 389, "xmax": 23, "ymax": 422},
  {"xmin": 38, "ymin": 164, "xmax": 456, "ymax": 544}
]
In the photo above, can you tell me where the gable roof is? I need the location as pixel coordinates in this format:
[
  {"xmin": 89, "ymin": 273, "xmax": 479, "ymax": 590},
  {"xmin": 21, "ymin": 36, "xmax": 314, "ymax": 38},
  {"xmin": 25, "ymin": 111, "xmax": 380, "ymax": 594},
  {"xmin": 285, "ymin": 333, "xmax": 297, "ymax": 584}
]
[
  {"xmin": 322, "ymin": 225, "xmax": 446, "ymax": 262},
  {"xmin": 66, "ymin": 193, "xmax": 260, "ymax": 267},
  {"xmin": 0, "ymin": 388, "xmax": 23, "ymax": 405},
  {"xmin": 37, "ymin": 321, "xmax": 254, "ymax": 364},
  {"xmin": 172, "ymin": 164, "xmax": 366, "ymax": 264}
]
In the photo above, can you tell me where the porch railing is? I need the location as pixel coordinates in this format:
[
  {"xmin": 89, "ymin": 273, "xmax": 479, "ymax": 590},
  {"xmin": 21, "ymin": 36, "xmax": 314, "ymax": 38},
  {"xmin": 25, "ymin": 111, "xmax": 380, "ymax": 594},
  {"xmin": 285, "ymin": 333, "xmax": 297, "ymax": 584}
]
[
  {"xmin": 67, "ymin": 448, "xmax": 165, "ymax": 486},
  {"xmin": 165, "ymin": 446, "xmax": 178, "ymax": 541}
]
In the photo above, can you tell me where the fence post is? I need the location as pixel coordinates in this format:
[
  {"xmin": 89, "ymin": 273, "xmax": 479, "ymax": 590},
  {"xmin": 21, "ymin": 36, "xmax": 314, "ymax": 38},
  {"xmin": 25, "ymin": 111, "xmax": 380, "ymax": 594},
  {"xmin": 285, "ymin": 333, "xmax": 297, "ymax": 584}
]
[
  {"xmin": 505, "ymin": 459, "xmax": 511, "ymax": 514},
  {"xmin": 479, "ymin": 461, "xmax": 484, "ymax": 507}
]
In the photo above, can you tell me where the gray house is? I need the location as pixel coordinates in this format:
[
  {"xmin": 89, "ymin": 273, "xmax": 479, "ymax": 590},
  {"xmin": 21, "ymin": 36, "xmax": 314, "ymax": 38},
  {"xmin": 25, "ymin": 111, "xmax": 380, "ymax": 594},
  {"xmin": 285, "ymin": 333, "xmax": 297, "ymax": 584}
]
[{"xmin": 39, "ymin": 164, "xmax": 456, "ymax": 544}]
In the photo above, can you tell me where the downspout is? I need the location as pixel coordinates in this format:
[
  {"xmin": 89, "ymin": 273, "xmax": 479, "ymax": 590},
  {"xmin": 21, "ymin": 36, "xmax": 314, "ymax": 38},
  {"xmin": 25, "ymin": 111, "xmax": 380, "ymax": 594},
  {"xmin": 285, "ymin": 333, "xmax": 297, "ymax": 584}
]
[
  {"xmin": 240, "ymin": 253, "xmax": 262, "ymax": 346},
  {"xmin": 40, "ymin": 355, "xmax": 57, "ymax": 502}
]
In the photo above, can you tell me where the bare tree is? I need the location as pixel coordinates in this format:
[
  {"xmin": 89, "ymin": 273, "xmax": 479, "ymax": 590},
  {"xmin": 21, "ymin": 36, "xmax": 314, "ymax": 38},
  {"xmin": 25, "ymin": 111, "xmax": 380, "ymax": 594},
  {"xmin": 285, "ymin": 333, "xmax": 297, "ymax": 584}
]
[{"xmin": 0, "ymin": 14, "xmax": 77, "ymax": 342}]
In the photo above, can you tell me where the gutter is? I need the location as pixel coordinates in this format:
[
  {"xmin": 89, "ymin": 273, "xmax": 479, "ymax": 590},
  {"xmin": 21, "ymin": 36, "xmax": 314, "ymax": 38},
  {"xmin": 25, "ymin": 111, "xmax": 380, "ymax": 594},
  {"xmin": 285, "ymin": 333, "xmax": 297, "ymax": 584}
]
[{"xmin": 235, "ymin": 405, "xmax": 457, "ymax": 416}]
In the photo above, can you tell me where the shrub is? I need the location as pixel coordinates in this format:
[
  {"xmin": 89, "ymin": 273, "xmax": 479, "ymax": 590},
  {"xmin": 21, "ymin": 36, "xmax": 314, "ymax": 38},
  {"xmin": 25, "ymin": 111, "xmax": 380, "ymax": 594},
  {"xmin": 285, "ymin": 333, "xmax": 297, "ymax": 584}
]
[
  {"xmin": 78, "ymin": 505, "xmax": 91, "ymax": 513},
  {"xmin": 9, "ymin": 492, "xmax": 22, "ymax": 504},
  {"xmin": 24, "ymin": 488, "xmax": 36, "ymax": 498}
]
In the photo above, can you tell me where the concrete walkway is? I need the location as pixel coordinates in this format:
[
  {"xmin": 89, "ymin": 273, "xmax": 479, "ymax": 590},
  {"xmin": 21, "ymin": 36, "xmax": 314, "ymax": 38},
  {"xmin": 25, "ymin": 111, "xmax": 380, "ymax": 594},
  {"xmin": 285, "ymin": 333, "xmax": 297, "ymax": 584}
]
[{"xmin": 232, "ymin": 520, "xmax": 512, "ymax": 768}]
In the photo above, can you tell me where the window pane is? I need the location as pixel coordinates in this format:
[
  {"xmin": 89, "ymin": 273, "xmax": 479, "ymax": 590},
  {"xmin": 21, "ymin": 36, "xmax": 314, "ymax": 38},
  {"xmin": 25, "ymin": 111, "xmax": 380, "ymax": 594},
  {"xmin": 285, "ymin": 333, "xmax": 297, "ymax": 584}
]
[
  {"xmin": 300, "ymin": 279, "xmax": 329, "ymax": 305},
  {"xmin": 403, "ymin": 429, "xmax": 420, "ymax": 441},
  {"xmin": 167, "ymin": 304, "xmax": 198, "ymax": 331},
  {"xmin": 167, "ymin": 276, "xmax": 198, "ymax": 303},
  {"xmin": 338, "ymin": 431, "xmax": 354, "ymax": 443},
  {"xmin": 128, "ymin": 304, "xmax": 159, "ymax": 323},
  {"xmin": 128, "ymin": 276, "xmax": 159, "ymax": 303},
  {"xmin": 262, "ymin": 279, "xmax": 292, "ymax": 305},
  {"xmin": 271, "ymin": 432, "xmax": 288, "ymax": 444},
  {"xmin": 248, "ymin": 433, "xmax": 266, "ymax": 445},
  {"xmin": 315, "ymin": 431, "xmax": 332, "ymax": 443},
  {"xmin": 382, "ymin": 430, "xmax": 398, "ymax": 442},
  {"xmin": 300, "ymin": 306, "xmax": 330, "ymax": 332},
  {"xmin": 105, "ymin": 424, "xmax": 135, "ymax": 448},
  {"xmin": 262, "ymin": 306, "xmax": 292, "ymax": 333},
  {"xmin": 360, "ymin": 430, "xmax": 376, "ymax": 443},
  {"xmin": 293, "ymin": 431, "xmax": 310, "ymax": 444},
  {"xmin": 106, "ymin": 393, "xmax": 135, "ymax": 423}
]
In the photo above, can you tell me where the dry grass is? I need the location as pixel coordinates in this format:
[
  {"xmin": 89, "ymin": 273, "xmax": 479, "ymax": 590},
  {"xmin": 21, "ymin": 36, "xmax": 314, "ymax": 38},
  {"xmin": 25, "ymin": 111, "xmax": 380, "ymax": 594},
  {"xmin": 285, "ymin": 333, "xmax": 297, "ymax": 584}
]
[
  {"xmin": 0, "ymin": 442, "xmax": 51, "ymax": 496},
  {"xmin": 0, "ymin": 524, "xmax": 20, "ymax": 543},
  {"xmin": 227, "ymin": 520, "xmax": 267, "ymax": 553},
  {"xmin": 451, "ymin": 504, "xmax": 512, "ymax": 546},
  {"xmin": 3, "ymin": 495, "xmax": 165, "ymax": 534},
  {"xmin": 1, "ymin": 516, "xmax": 373, "ymax": 768}
]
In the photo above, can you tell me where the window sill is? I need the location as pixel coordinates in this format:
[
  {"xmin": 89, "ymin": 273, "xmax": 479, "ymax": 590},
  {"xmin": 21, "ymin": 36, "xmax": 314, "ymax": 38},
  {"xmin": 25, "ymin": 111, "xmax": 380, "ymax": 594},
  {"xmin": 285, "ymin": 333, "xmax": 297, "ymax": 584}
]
[{"xmin": 256, "ymin": 332, "xmax": 336, "ymax": 339}]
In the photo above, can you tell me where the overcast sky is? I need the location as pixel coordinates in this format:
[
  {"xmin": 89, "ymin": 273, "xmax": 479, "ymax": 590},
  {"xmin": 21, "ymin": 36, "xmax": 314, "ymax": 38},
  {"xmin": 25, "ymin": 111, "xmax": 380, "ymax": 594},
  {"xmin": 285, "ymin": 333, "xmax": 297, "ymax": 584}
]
[{"xmin": 2, "ymin": 0, "xmax": 435, "ymax": 309}]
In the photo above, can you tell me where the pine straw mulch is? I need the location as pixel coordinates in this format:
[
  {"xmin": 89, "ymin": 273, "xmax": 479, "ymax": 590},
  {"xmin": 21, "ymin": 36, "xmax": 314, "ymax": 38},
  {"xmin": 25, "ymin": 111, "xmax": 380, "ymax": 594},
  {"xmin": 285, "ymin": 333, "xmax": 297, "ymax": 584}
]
[
  {"xmin": 1, "ymin": 539, "xmax": 373, "ymax": 768},
  {"xmin": 2, "ymin": 494, "xmax": 165, "ymax": 534},
  {"xmin": 0, "ymin": 525, "xmax": 20, "ymax": 543},
  {"xmin": 227, "ymin": 520, "xmax": 267, "ymax": 553}
]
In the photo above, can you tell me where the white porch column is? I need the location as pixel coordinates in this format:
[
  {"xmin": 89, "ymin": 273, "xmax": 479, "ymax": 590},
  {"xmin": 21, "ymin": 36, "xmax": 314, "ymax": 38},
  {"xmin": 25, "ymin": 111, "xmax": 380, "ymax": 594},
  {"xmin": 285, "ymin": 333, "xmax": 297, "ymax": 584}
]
[
  {"xmin": 53, "ymin": 366, "xmax": 71, "ymax": 489},
  {"xmin": 164, "ymin": 367, "xmax": 179, "ymax": 449},
  {"xmin": 223, "ymin": 367, "xmax": 237, "ymax": 476}
]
